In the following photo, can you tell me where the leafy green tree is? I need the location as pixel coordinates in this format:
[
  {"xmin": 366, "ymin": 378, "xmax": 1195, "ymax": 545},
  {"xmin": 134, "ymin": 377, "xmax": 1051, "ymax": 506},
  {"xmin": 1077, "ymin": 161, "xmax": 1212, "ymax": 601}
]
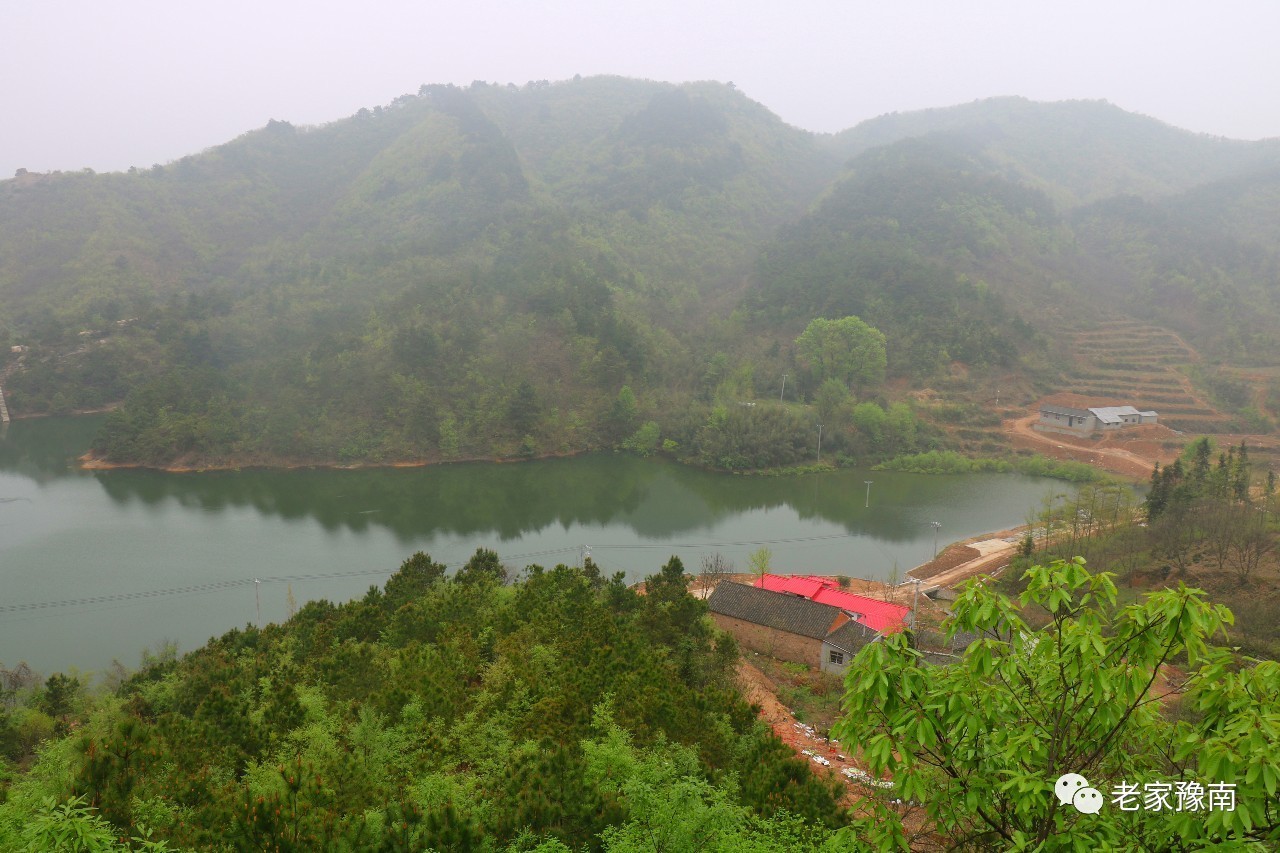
[
  {"xmin": 383, "ymin": 551, "xmax": 448, "ymax": 609},
  {"xmin": 584, "ymin": 705, "xmax": 842, "ymax": 853},
  {"xmin": 508, "ymin": 380, "xmax": 541, "ymax": 437},
  {"xmin": 794, "ymin": 316, "xmax": 887, "ymax": 391},
  {"xmin": 621, "ymin": 421, "xmax": 660, "ymax": 456},
  {"xmin": 438, "ymin": 411, "xmax": 461, "ymax": 459},
  {"xmin": 38, "ymin": 673, "xmax": 80, "ymax": 721},
  {"xmin": 748, "ymin": 547, "xmax": 773, "ymax": 582},
  {"xmin": 13, "ymin": 795, "xmax": 174, "ymax": 852},
  {"xmin": 693, "ymin": 404, "xmax": 813, "ymax": 470},
  {"xmin": 833, "ymin": 556, "xmax": 1280, "ymax": 850},
  {"xmin": 0, "ymin": 709, "xmax": 20, "ymax": 761},
  {"xmin": 457, "ymin": 547, "xmax": 508, "ymax": 585},
  {"xmin": 883, "ymin": 401, "xmax": 919, "ymax": 455},
  {"xmin": 813, "ymin": 378, "xmax": 852, "ymax": 427},
  {"xmin": 850, "ymin": 401, "xmax": 887, "ymax": 452},
  {"xmin": 609, "ymin": 385, "xmax": 639, "ymax": 438}
]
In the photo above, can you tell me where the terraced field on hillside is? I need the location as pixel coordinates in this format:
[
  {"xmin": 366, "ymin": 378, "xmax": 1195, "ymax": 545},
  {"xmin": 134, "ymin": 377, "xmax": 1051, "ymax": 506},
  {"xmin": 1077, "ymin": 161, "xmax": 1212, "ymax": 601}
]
[{"xmin": 1059, "ymin": 320, "xmax": 1238, "ymax": 434}]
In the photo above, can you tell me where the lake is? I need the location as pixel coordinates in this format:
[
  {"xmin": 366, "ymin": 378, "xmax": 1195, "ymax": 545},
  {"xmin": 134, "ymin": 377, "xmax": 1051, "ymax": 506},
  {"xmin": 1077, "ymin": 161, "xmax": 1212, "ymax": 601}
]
[{"xmin": 0, "ymin": 416, "xmax": 1075, "ymax": 674}]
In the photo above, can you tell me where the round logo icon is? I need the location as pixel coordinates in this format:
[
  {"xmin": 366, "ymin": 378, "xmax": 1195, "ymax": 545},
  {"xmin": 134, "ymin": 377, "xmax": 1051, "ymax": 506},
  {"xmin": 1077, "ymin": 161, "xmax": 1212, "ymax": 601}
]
[
  {"xmin": 1055, "ymin": 773, "xmax": 1089, "ymax": 806},
  {"xmin": 1073, "ymin": 786, "xmax": 1104, "ymax": 814}
]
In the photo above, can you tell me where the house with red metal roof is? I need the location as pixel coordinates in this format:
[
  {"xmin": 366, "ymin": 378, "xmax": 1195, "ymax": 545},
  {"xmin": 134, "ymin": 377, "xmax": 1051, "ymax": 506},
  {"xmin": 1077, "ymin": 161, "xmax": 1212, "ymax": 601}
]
[
  {"xmin": 753, "ymin": 574, "xmax": 911, "ymax": 634},
  {"xmin": 707, "ymin": 580, "xmax": 897, "ymax": 675}
]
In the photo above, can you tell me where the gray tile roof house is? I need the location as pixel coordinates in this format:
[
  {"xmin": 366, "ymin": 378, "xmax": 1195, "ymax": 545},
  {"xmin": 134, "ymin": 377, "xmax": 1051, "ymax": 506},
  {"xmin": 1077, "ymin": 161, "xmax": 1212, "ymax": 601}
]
[
  {"xmin": 821, "ymin": 619, "xmax": 881, "ymax": 674},
  {"xmin": 708, "ymin": 582, "xmax": 891, "ymax": 674},
  {"xmin": 707, "ymin": 581, "xmax": 844, "ymax": 639}
]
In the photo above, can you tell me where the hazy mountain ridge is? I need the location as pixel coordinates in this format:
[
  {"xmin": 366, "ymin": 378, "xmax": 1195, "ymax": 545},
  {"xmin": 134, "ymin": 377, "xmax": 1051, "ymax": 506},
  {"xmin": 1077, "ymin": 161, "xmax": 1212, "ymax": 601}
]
[
  {"xmin": 2, "ymin": 79, "xmax": 1279, "ymax": 465},
  {"xmin": 828, "ymin": 96, "xmax": 1280, "ymax": 206}
]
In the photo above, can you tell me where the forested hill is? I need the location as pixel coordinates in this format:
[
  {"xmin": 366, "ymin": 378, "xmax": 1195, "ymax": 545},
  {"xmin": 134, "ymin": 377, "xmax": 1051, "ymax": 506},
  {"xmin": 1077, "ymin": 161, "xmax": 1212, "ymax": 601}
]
[
  {"xmin": 2, "ymin": 79, "xmax": 1280, "ymax": 468},
  {"xmin": 0, "ymin": 554, "xmax": 853, "ymax": 849},
  {"xmin": 827, "ymin": 96, "xmax": 1280, "ymax": 205}
]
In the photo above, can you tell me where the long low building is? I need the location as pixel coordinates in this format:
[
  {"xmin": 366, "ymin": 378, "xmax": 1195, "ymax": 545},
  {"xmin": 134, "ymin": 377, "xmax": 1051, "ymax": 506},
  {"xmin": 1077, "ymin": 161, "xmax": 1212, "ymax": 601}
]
[
  {"xmin": 753, "ymin": 573, "xmax": 912, "ymax": 633},
  {"xmin": 1037, "ymin": 404, "xmax": 1157, "ymax": 435},
  {"xmin": 707, "ymin": 581, "xmax": 892, "ymax": 675}
]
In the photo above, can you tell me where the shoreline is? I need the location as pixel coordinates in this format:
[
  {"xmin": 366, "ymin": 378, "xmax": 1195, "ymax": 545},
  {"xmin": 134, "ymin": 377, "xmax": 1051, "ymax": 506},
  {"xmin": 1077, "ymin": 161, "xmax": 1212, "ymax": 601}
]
[{"xmin": 43, "ymin": 412, "xmax": 1145, "ymax": 484}]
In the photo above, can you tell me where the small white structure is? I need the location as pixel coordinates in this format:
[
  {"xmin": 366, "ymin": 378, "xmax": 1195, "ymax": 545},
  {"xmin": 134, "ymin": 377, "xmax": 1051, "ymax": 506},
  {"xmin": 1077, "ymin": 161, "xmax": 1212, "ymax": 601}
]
[
  {"xmin": 1037, "ymin": 404, "xmax": 1157, "ymax": 436},
  {"xmin": 1089, "ymin": 406, "xmax": 1159, "ymax": 430}
]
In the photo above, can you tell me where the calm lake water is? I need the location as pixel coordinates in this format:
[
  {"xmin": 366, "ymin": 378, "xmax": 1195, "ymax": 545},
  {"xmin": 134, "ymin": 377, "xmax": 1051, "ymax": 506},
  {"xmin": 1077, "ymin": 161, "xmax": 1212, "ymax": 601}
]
[{"xmin": 1, "ymin": 416, "xmax": 1075, "ymax": 674}]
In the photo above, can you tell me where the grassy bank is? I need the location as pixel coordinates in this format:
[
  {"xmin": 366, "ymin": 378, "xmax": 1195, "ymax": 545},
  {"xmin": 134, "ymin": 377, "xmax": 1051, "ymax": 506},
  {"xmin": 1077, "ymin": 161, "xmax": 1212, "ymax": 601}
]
[{"xmin": 874, "ymin": 449, "xmax": 1113, "ymax": 483}]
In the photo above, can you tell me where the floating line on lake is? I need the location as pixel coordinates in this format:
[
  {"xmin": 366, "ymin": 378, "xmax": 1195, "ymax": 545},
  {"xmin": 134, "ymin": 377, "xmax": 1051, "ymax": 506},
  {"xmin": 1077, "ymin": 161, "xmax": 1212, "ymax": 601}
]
[
  {"xmin": 1, "ymin": 535, "xmax": 878, "ymax": 616},
  {"xmin": 0, "ymin": 545, "xmax": 583, "ymax": 616},
  {"xmin": 0, "ymin": 532, "xmax": 895, "ymax": 618}
]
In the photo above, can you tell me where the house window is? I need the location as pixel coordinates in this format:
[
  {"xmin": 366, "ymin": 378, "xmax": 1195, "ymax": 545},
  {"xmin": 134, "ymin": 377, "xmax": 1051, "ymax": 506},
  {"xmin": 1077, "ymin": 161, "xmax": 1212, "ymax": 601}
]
[{"xmin": 828, "ymin": 650, "xmax": 845, "ymax": 665}]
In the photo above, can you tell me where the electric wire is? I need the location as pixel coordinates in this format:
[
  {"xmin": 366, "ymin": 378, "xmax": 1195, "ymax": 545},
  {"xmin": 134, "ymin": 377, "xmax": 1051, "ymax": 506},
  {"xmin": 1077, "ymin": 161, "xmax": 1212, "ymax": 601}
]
[
  {"xmin": 0, "ymin": 545, "xmax": 584, "ymax": 617},
  {"xmin": 1, "ymin": 530, "xmax": 881, "ymax": 618}
]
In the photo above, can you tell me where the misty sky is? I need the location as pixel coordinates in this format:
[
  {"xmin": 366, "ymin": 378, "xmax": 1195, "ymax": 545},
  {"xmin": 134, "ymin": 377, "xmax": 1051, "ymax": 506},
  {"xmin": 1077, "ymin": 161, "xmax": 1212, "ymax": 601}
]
[{"xmin": 4, "ymin": 0, "xmax": 1278, "ymax": 177}]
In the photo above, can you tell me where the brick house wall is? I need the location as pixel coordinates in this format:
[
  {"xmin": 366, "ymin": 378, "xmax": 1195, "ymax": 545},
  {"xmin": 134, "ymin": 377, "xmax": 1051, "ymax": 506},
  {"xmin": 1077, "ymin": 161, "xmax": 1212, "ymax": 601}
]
[
  {"xmin": 820, "ymin": 641, "xmax": 851, "ymax": 675},
  {"xmin": 711, "ymin": 611, "xmax": 847, "ymax": 669}
]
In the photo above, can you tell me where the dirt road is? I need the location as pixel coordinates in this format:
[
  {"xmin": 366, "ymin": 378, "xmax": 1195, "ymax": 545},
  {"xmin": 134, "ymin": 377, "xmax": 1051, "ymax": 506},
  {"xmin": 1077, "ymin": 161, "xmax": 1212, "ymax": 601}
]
[
  {"xmin": 1005, "ymin": 414, "xmax": 1156, "ymax": 478},
  {"xmin": 909, "ymin": 537, "xmax": 1017, "ymax": 589},
  {"xmin": 736, "ymin": 660, "xmax": 885, "ymax": 795}
]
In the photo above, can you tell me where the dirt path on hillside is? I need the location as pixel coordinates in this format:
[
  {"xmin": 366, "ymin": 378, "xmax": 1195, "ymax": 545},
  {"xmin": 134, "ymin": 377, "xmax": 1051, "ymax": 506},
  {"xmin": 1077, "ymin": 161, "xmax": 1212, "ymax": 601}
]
[
  {"xmin": 909, "ymin": 538, "xmax": 1017, "ymax": 589},
  {"xmin": 736, "ymin": 661, "xmax": 886, "ymax": 794},
  {"xmin": 737, "ymin": 661, "xmax": 938, "ymax": 845},
  {"xmin": 1006, "ymin": 414, "xmax": 1156, "ymax": 478}
]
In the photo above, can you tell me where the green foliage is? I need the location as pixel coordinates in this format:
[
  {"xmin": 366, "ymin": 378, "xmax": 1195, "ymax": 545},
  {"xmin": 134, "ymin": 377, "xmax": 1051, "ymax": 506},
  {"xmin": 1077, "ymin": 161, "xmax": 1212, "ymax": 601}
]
[
  {"xmin": 508, "ymin": 380, "xmax": 541, "ymax": 437},
  {"xmin": 748, "ymin": 547, "xmax": 773, "ymax": 581},
  {"xmin": 586, "ymin": 707, "xmax": 841, "ymax": 852},
  {"xmin": 438, "ymin": 411, "xmax": 461, "ymax": 459},
  {"xmin": 9, "ymin": 795, "xmax": 173, "ymax": 852},
  {"xmin": 794, "ymin": 316, "xmax": 887, "ymax": 391},
  {"xmin": 457, "ymin": 546, "xmax": 508, "ymax": 585},
  {"xmin": 609, "ymin": 386, "xmax": 639, "ymax": 438},
  {"xmin": 0, "ymin": 554, "xmax": 849, "ymax": 849},
  {"xmin": 693, "ymin": 404, "xmax": 816, "ymax": 470},
  {"xmin": 0, "ymin": 78, "xmax": 838, "ymax": 468},
  {"xmin": 1148, "ymin": 439, "xmax": 1256, "ymax": 522},
  {"xmin": 6, "ymin": 85, "xmax": 1280, "ymax": 470},
  {"xmin": 813, "ymin": 378, "xmax": 853, "ymax": 427},
  {"xmin": 621, "ymin": 421, "xmax": 660, "ymax": 456},
  {"xmin": 834, "ymin": 556, "xmax": 1280, "ymax": 850},
  {"xmin": 876, "ymin": 450, "xmax": 1110, "ymax": 483}
]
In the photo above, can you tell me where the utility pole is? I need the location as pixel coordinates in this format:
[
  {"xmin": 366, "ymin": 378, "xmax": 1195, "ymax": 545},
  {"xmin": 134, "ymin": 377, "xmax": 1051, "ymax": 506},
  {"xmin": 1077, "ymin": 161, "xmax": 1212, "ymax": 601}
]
[
  {"xmin": 780, "ymin": 373, "xmax": 787, "ymax": 402},
  {"xmin": 817, "ymin": 423, "xmax": 823, "ymax": 462},
  {"xmin": 864, "ymin": 480, "xmax": 873, "ymax": 508},
  {"xmin": 254, "ymin": 578, "xmax": 261, "ymax": 628},
  {"xmin": 911, "ymin": 577, "xmax": 922, "ymax": 627},
  {"xmin": 930, "ymin": 521, "xmax": 942, "ymax": 559}
]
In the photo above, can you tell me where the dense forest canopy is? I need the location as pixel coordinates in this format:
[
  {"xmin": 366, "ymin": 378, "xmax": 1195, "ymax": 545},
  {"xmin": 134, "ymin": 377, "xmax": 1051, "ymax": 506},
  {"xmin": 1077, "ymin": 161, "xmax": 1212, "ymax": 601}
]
[
  {"xmin": 0, "ymin": 554, "xmax": 854, "ymax": 850},
  {"xmin": 2, "ymin": 80, "xmax": 1279, "ymax": 468}
]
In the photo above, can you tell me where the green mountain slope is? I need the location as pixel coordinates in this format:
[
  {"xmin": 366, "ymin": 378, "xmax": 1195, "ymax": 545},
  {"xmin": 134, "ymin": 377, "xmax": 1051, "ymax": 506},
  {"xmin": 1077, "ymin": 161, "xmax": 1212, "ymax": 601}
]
[
  {"xmin": 0, "ymin": 79, "xmax": 846, "ymax": 466},
  {"xmin": 2, "ymin": 81, "xmax": 1279, "ymax": 467},
  {"xmin": 828, "ymin": 96, "xmax": 1280, "ymax": 206}
]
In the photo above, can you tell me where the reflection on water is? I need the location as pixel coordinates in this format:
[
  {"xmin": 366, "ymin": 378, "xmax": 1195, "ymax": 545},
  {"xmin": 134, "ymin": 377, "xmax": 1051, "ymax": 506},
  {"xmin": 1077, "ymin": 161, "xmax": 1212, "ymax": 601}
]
[
  {"xmin": 0, "ymin": 416, "xmax": 102, "ymax": 481},
  {"xmin": 1, "ymin": 416, "xmax": 1078, "ymax": 673},
  {"xmin": 90, "ymin": 456, "xmax": 1007, "ymax": 544}
]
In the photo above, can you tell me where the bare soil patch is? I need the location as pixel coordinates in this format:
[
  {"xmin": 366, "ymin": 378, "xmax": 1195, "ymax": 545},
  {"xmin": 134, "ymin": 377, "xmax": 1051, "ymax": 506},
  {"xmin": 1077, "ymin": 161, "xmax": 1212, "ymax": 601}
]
[{"xmin": 909, "ymin": 543, "xmax": 982, "ymax": 581}]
